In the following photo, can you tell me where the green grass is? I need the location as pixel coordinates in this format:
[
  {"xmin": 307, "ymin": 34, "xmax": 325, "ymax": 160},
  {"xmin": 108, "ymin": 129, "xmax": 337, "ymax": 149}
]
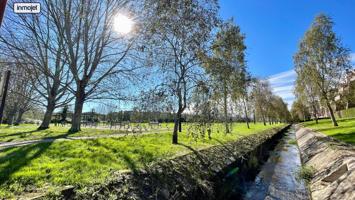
[
  {"xmin": 297, "ymin": 165, "xmax": 315, "ymax": 183},
  {"xmin": 0, "ymin": 122, "xmax": 278, "ymax": 143},
  {"xmin": 0, "ymin": 122, "xmax": 285, "ymax": 198},
  {"xmin": 288, "ymin": 139, "xmax": 297, "ymax": 145},
  {"xmin": 302, "ymin": 118, "xmax": 355, "ymax": 145},
  {"xmin": 0, "ymin": 124, "xmax": 131, "ymax": 143}
]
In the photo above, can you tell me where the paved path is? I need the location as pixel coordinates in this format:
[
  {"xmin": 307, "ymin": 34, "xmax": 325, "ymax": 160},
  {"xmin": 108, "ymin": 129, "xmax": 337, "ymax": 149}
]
[{"xmin": 0, "ymin": 131, "xmax": 166, "ymax": 150}]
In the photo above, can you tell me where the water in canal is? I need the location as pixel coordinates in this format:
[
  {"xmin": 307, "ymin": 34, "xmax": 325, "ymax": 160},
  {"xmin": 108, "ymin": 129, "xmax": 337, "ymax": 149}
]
[
  {"xmin": 223, "ymin": 126, "xmax": 310, "ymax": 200},
  {"xmin": 243, "ymin": 126, "xmax": 309, "ymax": 200}
]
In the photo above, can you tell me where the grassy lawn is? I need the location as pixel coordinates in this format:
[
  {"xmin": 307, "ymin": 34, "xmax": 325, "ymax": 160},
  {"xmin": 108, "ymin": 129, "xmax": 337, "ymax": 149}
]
[
  {"xmin": 0, "ymin": 122, "xmax": 277, "ymax": 143},
  {"xmin": 302, "ymin": 118, "xmax": 355, "ymax": 145},
  {"xmin": 0, "ymin": 122, "xmax": 284, "ymax": 198},
  {"xmin": 0, "ymin": 124, "xmax": 131, "ymax": 143}
]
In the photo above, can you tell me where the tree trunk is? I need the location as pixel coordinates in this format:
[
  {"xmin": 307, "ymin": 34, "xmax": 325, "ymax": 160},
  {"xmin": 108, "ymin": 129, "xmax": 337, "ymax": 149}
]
[
  {"xmin": 326, "ymin": 100, "xmax": 338, "ymax": 126},
  {"xmin": 243, "ymin": 99, "xmax": 250, "ymax": 129},
  {"xmin": 312, "ymin": 104, "xmax": 318, "ymax": 124},
  {"xmin": 223, "ymin": 81, "xmax": 229, "ymax": 133},
  {"xmin": 262, "ymin": 114, "xmax": 266, "ymax": 126},
  {"xmin": 172, "ymin": 112, "xmax": 181, "ymax": 144},
  {"xmin": 69, "ymin": 85, "xmax": 85, "ymax": 133},
  {"xmin": 6, "ymin": 108, "xmax": 16, "ymax": 125},
  {"xmin": 303, "ymin": 108, "xmax": 306, "ymax": 122},
  {"xmin": 15, "ymin": 109, "xmax": 25, "ymax": 125},
  {"xmin": 179, "ymin": 117, "xmax": 182, "ymax": 132},
  {"xmin": 0, "ymin": 70, "xmax": 10, "ymax": 124},
  {"xmin": 38, "ymin": 99, "xmax": 55, "ymax": 130},
  {"xmin": 253, "ymin": 110, "xmax": 256, "ymax": 124}
]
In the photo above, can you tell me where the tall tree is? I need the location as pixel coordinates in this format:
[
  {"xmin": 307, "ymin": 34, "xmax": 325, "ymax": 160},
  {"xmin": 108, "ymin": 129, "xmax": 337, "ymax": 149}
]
[
  {"xmin": 269, "ymin": 95, "xmax": 291, "ymax": 123},
  {"xmin": 0, "ymin": 0, "xmax": 73, "ymax": 129},
  {"xmin": 294, "ymin": 74, "xmax": 320, "ymax": 124},
  {"xmin": 60, "ymin": 105, "xmax": 68, "ymax": 123},
  {"xmin": 200, "ymin": 20, "xmax": 247, "ymax": 133},
  {"xmin": 251, "ymin": 80, "xmax": 272, "ymax": 125},
  {"xmin": 144, "ymin": 0, "xmax": 219, "ymax": 144},
  {"xmin": 59, "ymin": 0, "xmax": 139, "ymax": 132},
  {"xmin": 342, "ymin": 70, "xmax": 355, "ymax": 109},
  {"xmin": 294, "ymin": 14, "xmax": 351, "ymax": 126},
  {"xmin": 3, "ymin": 62, "xmax": 37, "ymax": 125},
  {"xmin": 231, "ymin": 71, "xmax": 252, "ymax": 129},
  {"xmin": 291, "ymin": 99, "xmax": 311, "ymax": 122},
  {"xmin": 190, "ymin": 81, "xmax": 216, "ymax": 139}
]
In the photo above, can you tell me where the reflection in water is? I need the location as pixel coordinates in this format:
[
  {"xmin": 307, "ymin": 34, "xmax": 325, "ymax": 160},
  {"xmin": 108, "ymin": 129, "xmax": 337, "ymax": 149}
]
[{"xmin": 243, "ymin": 126, "xmax": 309, "ymax": 200}]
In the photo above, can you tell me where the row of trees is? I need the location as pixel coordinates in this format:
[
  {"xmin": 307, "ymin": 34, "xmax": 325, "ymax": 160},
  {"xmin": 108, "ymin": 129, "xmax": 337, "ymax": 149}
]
[
  {"xmin": 0, "ymin": 63, "xmax": 38, "ymax": 125},
  {"xmin": 292, "ymin": 14, "xmax": 352, "ymax": 125},
  {"xmin": 1, "ymin": 0, "xmax": 140, "ymax": 132},
  {"xmin": 0, "ymin": 0, "xmax": 291, "ymax": 144}
]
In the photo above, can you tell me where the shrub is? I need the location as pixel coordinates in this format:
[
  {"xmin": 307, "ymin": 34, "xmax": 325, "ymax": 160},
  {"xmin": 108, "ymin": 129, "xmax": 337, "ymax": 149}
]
[
  {"xmin": 297, "ymin": 165, "xmax": 315, "ymax": 183},
  {"xmin": 340, "ymin": 107, "xmax": 355, "ymax": 119}
]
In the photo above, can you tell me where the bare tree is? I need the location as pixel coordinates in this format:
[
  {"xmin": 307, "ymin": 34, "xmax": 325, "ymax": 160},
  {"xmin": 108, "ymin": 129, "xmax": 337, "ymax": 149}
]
[
  {"xmin": 231, "ymin": 74, "xmax": 252, "ymax": 129},
  {"xmin": 0, "ymin": 0, "xmax": 73, "ymax": 129},
  {"xmin": 294, "ymin": 74, "xmax": 320, "ymax": 124},
  {"xmin": 57, "ymin": 0, "xmax": 140, "ymax": 132},
  {"xmin": 251, "ymin": 80, "xmax": 271, "ymax": 125},
  {"xmin": 2, "ymin": 62, "xmax": 38, "ymax": 125}
]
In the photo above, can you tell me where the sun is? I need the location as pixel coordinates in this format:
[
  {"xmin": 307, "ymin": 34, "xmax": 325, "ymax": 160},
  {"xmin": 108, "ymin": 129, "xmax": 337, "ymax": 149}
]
[{"xmin": 113, "ymin": 14, "xmax": 134, "ymax": 34}]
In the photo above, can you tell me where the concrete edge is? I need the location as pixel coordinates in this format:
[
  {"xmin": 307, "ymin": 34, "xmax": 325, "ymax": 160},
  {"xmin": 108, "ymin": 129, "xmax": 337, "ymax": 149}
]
[{"xmin": 295, "ymin": 126, "xmax": 355, "ymax": 200}]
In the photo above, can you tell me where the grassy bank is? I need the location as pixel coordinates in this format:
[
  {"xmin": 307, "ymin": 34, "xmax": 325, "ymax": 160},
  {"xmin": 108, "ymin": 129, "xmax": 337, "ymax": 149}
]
[
  {"xmin": 302, "ymin": 118, "xmax": 355, "ymax": 145},
  {"xmin": 0, "ymin": 123, "xmax": 284, "ymax": 198}
]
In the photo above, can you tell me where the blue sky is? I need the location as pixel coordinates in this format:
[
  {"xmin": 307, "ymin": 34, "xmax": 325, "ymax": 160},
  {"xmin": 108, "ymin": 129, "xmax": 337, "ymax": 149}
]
[{"xmin": 219, "ymin": 0, "xmax": 355, "ymax": 107}]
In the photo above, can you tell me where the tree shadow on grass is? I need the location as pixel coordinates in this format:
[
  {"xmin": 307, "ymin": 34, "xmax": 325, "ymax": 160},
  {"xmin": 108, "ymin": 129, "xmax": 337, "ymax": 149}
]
[
  {"xmin": 0, "ymin": 131, "xmax": 79, "ymax": 186},
  {"xmin": 315, "ymin": 124, "xmax": 355, "ymax": 133},
  {"xmin": 328, "ymin": 132, "xmax": 355, "ymax": 145},
  {"xmin": 0, "ymin": 128, "xmax": 76, "ymax": 145},
  {"xmin": 1, "ymin": 131, "xmax": 75, "ymax": 146},
  {"xmin": 0, "ymin": 140, "xmax": 53, "ymax": 185},
  {"xmin": 0, "ymin": 129, "xmax": 39, "ymax": 139},
  {"xmin": 80, "ymin": 139, "xmax": 155, "ymax": 174}
]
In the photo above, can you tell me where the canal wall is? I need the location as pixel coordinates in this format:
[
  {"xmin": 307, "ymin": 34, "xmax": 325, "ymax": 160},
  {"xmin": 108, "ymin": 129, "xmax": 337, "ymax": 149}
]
[
  {"xmin": 43, "ymin": 125, "xmax": 289, "ymax": 200},
  {"xmin": 295, "ymin": 126, "xmax": 355, "ymax": 200}
]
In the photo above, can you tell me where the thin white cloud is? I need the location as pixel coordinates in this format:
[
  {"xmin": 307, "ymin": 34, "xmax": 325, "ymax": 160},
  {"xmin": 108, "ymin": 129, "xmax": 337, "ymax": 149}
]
[
  {"xmin": 267, "ymin": 69, "xmax": 296, "ymax": 109},
  {"xmin": 267, "ymin": 70, "xmax": 296, "ymax": 83},
  {"xmin": 272, "ymin": 85, "xmax": 294, "ymax": 93}
]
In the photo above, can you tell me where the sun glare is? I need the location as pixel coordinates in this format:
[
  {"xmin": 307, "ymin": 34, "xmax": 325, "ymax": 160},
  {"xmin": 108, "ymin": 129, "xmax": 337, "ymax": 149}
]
[{"xmin": 113, "ymin": 14, "xmax": 134, "ymax": 34}]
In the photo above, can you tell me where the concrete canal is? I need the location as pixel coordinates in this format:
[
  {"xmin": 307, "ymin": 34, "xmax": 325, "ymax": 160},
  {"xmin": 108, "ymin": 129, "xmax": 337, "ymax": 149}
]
[{"xmin": 218, "ymin": 125, "xmax": 309, "ymax": 200}]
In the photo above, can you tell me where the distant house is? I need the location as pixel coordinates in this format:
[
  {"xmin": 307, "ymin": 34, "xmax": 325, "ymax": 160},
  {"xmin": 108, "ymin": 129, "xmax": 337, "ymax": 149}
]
[
  {"xmin": 309, "ymin": 69, "xmax": 355, "ymax": 119},
  {"xmin": 335, "ymin": 69, "xmax": 355, "ymax": 110}
]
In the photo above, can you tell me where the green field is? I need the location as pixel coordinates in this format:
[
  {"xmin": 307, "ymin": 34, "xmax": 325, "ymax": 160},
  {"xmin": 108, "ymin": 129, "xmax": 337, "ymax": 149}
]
[
  {"xmin": 0, "ymin": 122, "xmax": 284, "ymax": 198},
  {"xmin": 302, "ymin": 118, "xmax": 355, "ymax": 145},
  {"xmin": 0, "ymin": 124, "xmax": 131, "ymax": 143}
]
